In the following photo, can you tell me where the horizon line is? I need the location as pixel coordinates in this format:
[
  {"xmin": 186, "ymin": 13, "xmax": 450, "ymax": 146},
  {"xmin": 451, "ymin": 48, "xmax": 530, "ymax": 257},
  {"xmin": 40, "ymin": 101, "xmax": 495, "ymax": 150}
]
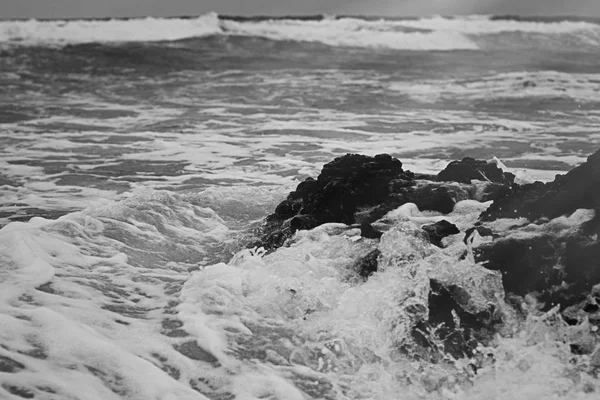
[{"xmin": 2, "ymin": 13, "xmax": 600, "ymax": 22}]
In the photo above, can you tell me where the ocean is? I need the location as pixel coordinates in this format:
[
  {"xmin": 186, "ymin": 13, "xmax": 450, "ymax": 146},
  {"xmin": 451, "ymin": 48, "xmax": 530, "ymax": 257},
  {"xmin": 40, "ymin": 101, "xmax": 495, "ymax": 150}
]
[{"xmin": 0, "ymin": 12, "xmax": 599, "ymax": 399}]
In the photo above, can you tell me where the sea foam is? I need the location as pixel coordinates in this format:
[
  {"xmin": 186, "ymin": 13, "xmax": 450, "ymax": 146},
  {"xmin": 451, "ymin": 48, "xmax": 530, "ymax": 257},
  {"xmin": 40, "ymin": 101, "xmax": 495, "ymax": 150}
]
[
  {"xmin": 0, "ymin": 12, "xmax": 222, "ymax": 44},
  {"xmin": 2, "ymin": 14, "xmax": 599, "ymax": 50}
]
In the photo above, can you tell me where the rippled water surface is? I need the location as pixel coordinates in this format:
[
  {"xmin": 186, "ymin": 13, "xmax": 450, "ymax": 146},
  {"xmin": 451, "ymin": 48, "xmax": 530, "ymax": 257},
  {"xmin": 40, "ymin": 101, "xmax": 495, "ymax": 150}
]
[{"xmin": 1, "ymin": 13, "xmax": 599, "ymax": 400}]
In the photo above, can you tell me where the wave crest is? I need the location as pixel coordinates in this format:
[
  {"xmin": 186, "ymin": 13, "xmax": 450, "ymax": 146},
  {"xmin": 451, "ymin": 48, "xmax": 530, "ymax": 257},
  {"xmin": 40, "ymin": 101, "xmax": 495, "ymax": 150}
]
[
  {"xmin": 0, "ymin": 12, "xmax": 222, "ymax": 44},
  {"xmin": 221, "ymin": 16, "xmax": 478, "ymax": 50},
  {"xmin": 1, "ymin": 13, "xmax": 599, "ymax": 50}
]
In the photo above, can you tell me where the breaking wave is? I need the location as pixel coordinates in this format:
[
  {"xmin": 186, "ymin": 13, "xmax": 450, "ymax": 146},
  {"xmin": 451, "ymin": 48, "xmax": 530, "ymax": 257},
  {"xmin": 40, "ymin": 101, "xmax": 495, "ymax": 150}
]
[{"xmin": 1, "ymin": 13, "xmax": 599, "ymax": 51}]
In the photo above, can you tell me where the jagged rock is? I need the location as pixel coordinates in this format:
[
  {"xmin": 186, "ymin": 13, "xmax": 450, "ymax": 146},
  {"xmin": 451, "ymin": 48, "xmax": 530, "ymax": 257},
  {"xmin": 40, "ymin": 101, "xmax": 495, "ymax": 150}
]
[
  {"xmin": 473, "ymin": 149, "xmax": 600, "ymax": 312},
  {"xmin": 255, "ymin": 153, "xmax": 411, "ymax": 251},
  {"xmin": 474, "ymin": 236, "xmax": 563, "ymax": 296},
  {"xmin": 410, "ymin": 279, "xmax": 502, "ymax": 361},
  {"xmin": 437, "ymin": 157, "xmax": 515, "ymax": 185},
  {"xmin": 422, "ymin": 220, "xmax": 460, "ymax": 248},
  {"xmin": 463, "ymin": 226, "xmax": 496, "ymax": 244},
  {"xmin": 255, "ymin": 154, "xmax": 481, "ymax": 252},
  {"xmin": 253, "ymin": 149, "xmax": 600, "ymax": 362},
  {"xmin": 361, "ymin": 183, "xmax": 462, "ymax": 224},
  {"xmin": 254, "ymin": 153, "xmax": 525, "ymax": 252},
  {"xmin": 480, "ymin": 149, "xmax": 600, "ymax": 222},
  {"xmin": 360, "ymin": 222, "xmax": 383, "ymax": 239},
  {"xmin": 353, "ymin": 249, "xmax": 381, "ymax": 279},
  {"xmin": 564, "ymin": 237, "xmax": 600, "ymax": 295}
]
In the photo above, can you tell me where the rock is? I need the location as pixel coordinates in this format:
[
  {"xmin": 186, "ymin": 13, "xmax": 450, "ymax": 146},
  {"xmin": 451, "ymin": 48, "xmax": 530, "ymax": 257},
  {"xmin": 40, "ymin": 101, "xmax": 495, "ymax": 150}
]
[
  {"xmin": 422, "ymin": 220, "xmax": 460, "ymax": 248},
  {"xmin": 252, "ymin": 149, "xmax": 600, "ymax": 362},
  {"xmin": 353, "ymin": 249, "xmax": 381, "ymax": 280},
  {"xmin": 410, "ymin": 279, "xmax": 501, "ymax": 362},
  {"xmin": 472, "ymin": 149, "xmax": 600, "ymax": 312},
  {"xmin": 254, "ymin": 153, "xmax": 411, "ymax": 251},
  {"xmin": 473, "ymin": 236, "xmax": 563, "ymax": 296},
  {"xmin": 564, "ymin": 238, "xmax": 600, "ymax": 295},
  {"xmin": 480, "ymin": 149, "xmax": 600, "ymax": 222},
  {"xmin": 437, "ymin": 157, "xmax": 515, "ymax": 185},
  {"xmin": 362, "ymin": 182, "xmax": 463, "ymax": 224},
  {"xmin": 360, "ymin": 222, "xmax": 383, "ymax": 239},
  {"xmin": 256, "ymin": 154, "xmax": 489, "ymax": 252},
  {"xmin": 463, "ymin": 226, "xmax": 496, "ymax": 245},
  {"xmin": 254, "ymin": 153, "xmax": 525, "ymax": 252}
]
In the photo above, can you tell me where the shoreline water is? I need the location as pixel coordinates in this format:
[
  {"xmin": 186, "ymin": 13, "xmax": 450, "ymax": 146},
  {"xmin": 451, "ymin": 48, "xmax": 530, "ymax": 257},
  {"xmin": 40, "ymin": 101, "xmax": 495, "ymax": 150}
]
[{"xmin": 1, "ymin": 12, "xmax": 600, "ymax": 398}]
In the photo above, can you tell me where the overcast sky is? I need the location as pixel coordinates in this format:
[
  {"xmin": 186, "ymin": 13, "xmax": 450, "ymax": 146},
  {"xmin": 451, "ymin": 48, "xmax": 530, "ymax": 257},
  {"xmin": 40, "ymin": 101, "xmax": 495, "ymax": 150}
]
[{"xmin": 2, "ymin": 0, "xmax": 600, "ymax": 19}]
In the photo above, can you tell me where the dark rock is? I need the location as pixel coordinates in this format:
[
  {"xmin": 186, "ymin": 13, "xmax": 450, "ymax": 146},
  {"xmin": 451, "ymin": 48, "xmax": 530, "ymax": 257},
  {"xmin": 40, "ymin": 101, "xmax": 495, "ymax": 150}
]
[
  {"xmin": 422, "ymin": 220, "xmax": 460, "ymax": 248},
  {"xmin": 410, "ymin": 279, "xmax": 501, "ymax": 362},
  {"xmin": 354, "ymin": 249, "xmax": 381, "ymax": 279},
  {"xmin": 479, "ymin": 182, "xmax": 512, "ymax": 202},
  {"xmin": 564, "ymin": 237, "xmax": 600, "ymax": 294},
  {"xmin": 255, "ymin": 153, "xmax": 411, "ymax": 251},
  {"xmin": 479, "ymin": 181, "xmax": 548, "ymax": 221},
  {"xmin": 480, "ymin": 149, "xmax": 600, "ymax": 222},
  {"xmin": 474, "ymin": 236, "xmax": 563, "ymax": 296},
  {"xmin": 251, "ymin": 149, "xmax": 600, "ymax": 363},
  {"xmin": 437, "ymin": 157, "xmax": 515, "ymax": 185},
  {"xmin": 363, "ymin": 182, "xmax": 461, "ymax": 224},
  {"xmin": 463, "ymin": 226, "xmax": 496, "ymax": 245},
  {"xmin": 254, "ymin": 153, "xmax": 521, "ymax": 252},
  {"xmin": 405, "ymin": 185, "xmax": 457, "ymax": 214},
  {"xmin": 472, "ymin": 148, "xmax": 600, "ymax": 314},
  {"xmin": 360, "ymin": 222, "xmax": 383, "ymax": 239},
  {"xmin": 256, "ymin": 154, "xmax": 483, "ymax": 252}
]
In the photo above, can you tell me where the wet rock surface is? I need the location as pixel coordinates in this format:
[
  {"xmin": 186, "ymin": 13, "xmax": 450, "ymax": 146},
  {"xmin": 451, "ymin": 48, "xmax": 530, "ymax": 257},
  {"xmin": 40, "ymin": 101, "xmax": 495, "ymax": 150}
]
[
  {"xmin": 422, "ymin": 220, "xmax": 460, "ymax": 248},
  {"xmin": 411, "ymin": 279, "xmax": 502, "ymax": 362},
  {"xmin": 480, "ymin": 149, "xmax": 600, "ymax": 222},
  {"xmin": 255, "ymin": 153, "xmax": 508, "ymax": 252},
  {"xmin": 254, "ymin": 150, "xmax": 600, "ymax": 361},
  {"xmin": 437, "ymin": 156, "xmax": 515, "ymax": 185},
  {"xmin": 475, "ymin": 149, "xmax": 600, "ymax": 309}
]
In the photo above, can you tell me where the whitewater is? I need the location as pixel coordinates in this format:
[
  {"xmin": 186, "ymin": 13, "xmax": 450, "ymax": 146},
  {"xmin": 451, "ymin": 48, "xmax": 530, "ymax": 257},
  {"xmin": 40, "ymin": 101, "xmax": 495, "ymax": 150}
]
[{"xmin": 1, "ymin": 12, "xmax": 600, "ymax": 400}]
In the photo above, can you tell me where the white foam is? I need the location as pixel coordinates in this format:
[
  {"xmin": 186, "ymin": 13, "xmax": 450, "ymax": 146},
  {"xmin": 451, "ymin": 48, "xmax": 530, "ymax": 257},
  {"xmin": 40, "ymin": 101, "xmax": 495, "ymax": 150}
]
[
  {"xmin": 172, "ymin": 198, "xmax": 600, "ymax": 398},
  {"xmin": 0, "ymin": 190, "xmax": 241, "ymax": 399},
  {"xmin": 390, "ymin": 71, "xmax": 600, "ymax": 103},
  {"xmin": 0, "ymin": 13, "xmax": 221, "ymax": 44},
  {"xmin": 2, "ymin": 14, "xmax": 599, "ymax": 49},
  {"xmin": 0, "ymin": 14, "xmax": 478, "ymax": 50},
  {"xmin": 221, "ymin": 17, "xmax": 478, "ymax": 50},
  {"xmin": 396, "ymin": 15, "xmax": 600, "ymax": 35}
]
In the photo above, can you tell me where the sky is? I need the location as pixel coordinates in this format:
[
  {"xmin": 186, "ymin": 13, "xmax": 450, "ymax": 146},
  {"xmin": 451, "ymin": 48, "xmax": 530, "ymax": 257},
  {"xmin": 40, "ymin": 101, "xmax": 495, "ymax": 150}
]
[{"xmin": 2, "ymin": 0, "xmax": 600, "ymax": 19}]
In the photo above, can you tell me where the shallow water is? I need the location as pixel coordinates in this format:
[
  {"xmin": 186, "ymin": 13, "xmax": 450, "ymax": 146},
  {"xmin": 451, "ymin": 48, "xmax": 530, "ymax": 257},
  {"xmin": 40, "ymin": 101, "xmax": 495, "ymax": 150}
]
[{"xmin": 0, "ymin": 13, "xmax": 599, "ymax": 400}]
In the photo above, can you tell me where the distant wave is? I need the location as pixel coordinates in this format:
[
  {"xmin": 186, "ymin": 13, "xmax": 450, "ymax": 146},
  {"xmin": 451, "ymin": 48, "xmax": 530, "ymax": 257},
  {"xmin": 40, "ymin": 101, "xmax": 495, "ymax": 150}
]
[
  {"xmin": 0, "ymin": 13, "xmax": 222, "ymax": 44},
  {"xmin": 1, "ymin": 13, "xmax": 599, "ymax": 51},
  {"xmin": 489, "ymin": 14, "xmax": 600, "ymax": 24},
  {"xmin": 218, "ymin": 16, "xmax": 477, "ymax": 50},
  {"xmin": 392, "ymin": 14, "xmax": 600, "ymax": 34}
]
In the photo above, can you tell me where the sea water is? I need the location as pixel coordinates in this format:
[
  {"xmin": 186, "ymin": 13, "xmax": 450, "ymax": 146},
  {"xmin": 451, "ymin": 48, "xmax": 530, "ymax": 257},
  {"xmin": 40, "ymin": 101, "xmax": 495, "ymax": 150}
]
[{"xmin": 1, "ymin": 13, "xmax": 600, "ymax": 399}]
